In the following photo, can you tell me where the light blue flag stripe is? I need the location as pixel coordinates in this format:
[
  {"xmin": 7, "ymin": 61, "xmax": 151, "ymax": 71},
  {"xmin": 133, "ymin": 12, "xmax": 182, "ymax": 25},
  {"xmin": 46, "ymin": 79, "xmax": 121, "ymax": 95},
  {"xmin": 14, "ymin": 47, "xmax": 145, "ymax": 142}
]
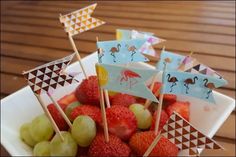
[
  {"xmin": 161, "ymin": 71, "xmax": 228, "ymax": 104},
  {"xmin": 156, "ymin": 50, "xmax": 185, "ymax": 71},
  {"xmin": 97, "ymin": 63, "xmax": 159, "ymax": 103},
  {"xmin": 97, "ymin": 39, "xmax": 149, "ymax": 64}
]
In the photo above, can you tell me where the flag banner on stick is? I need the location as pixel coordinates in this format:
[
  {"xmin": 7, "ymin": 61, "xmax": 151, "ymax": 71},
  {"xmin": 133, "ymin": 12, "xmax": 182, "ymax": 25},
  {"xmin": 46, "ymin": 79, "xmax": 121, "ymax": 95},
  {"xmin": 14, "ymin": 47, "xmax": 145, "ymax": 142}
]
[
  {"xmin": 161, "ymin": 112, "xmax": 223, "ymax": 155},
  {"xmin": 161, "ymin": 71, "xmax": 227, "ymax": 103},
  {"xmin": 96, "ymin": 63, "xmax": 159, "ymax": 102},
  {"xmin": 116, "ymin": 29, "xmax": 165, "ymax": 57},
  {"xmin": 23, "ymin": 53, "xmax": 77, "ymax": 95},
  {"xmin": 156, "ymin": 50, "xmax": 185, "ymax": 71},
  {"xmin": 97, "ymin": 39, "xmax": 149, "ymax": 64},
  {"xmin": 59, "ymin": 3, "xmax": 105, "ymax": 36}
]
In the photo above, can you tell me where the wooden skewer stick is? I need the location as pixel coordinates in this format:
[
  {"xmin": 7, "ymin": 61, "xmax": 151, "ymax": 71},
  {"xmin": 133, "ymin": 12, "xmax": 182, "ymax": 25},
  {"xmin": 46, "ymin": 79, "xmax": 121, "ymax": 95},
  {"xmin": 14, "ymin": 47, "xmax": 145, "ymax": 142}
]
[
  {"xmin": 96, "ymin": 36, "xmax": 111, "ymax": 108},
  {"xmin": 154, "ymin": 63, "xmax": 167, "ymax": 135},
  {"xmin": 143, "ymin": 132, "xmax": 162, "ymax": 157},
  {"xmin": 96, "ymin": 63, "xmax": 109, "ymax": 142},
  {"xmin": 68, "ymin": 35, "xmax": 88, "ymax": 79},
  {"xmin": 144, "ymin": 46, "xmax": 165, "ymax": 109},
  {"xmin": 34, "ymin": 94, "xmax": 64, "ymax": 141},
  {"xmin": 47, "ymin": 92, "xmax": 73, "ymax": 128},
  {"xmin": 104, "ymin": 90, "xmax": 111, "ymax": 108}
]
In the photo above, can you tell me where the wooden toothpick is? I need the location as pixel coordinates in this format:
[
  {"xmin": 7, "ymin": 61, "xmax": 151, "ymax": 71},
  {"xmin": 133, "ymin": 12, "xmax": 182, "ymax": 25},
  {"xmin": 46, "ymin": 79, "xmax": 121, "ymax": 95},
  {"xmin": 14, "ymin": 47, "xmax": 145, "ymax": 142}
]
[
  {"xmin": 47, "ymin": 92, "xmax": 73, "ymax": 128},
  {"xmin": 34, "ymin": 94, "xmax": 64, "ymax": 141},
  {"xmin": 143, "ymin": 132, "xmax": 162, "ymax": 157},
  {"xmin": 144, "ymin": 46, "xmax": 165, "ymax": 109},
  {"xmin": 96, "ymin": 36, "xmax": 111, "ymax": 108},
  {"xmin": 96, "ymin": 63, "xmax": 109, "ymax": 142},
  {"xmin": 68, "ymin": 35, "xmax": 88, "ymax": 79}
]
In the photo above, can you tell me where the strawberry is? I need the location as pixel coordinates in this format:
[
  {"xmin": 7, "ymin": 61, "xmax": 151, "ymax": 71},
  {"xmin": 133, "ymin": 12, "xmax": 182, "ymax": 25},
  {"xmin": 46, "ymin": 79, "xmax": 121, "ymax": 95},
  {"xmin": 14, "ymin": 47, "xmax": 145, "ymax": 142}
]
[
  {"xmin": 106, "ymin": 106, "xmax": 137, "ymax": 141},
  {"xmin": 89, "ymin": 133, "xmax": 131, "ymax": 157},
  {"xmin": 47, "ymin": 104, "xmax": 69, "ymax": 131},
  {"xmin": 58, "ymin": 92, "xmax": 78, "ymax": 111},
  {"xmin": 166, "ymin": 101, "xmax": 190, "ymax": 121},
  {"xmin": 111, "ymin": 93, "xmax": 136, "ymax": 108},
  {"xmin": 70, "ymin": 105, "xmax": 101, "ymax": 123},
  {"xmin": 129, "ymin": 131, "xmax": 179, "ymax": 156},
  {"xmin": 150, "ymin": 110, "xmax": 169, "ymax": 131},
  {"xmin": 75, "ymin": 76, "xmax": 100, "ymax": 106}
]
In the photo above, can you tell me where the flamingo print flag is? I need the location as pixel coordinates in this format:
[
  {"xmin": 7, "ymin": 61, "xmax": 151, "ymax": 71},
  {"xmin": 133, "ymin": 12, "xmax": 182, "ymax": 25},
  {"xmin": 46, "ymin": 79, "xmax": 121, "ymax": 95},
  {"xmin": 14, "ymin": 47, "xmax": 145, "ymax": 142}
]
[
  {"xmin": 161, "ymin": 71, "xmax": 227, "ymax": 103},
  {"xmin": 97, "ymin": 39, "xmax": 149, "ymax": 64},
  {"xmin": 96, "ymin": 63, "xmax": 159, "ymax": 102},
  {"xmin": 116, "ymin": 29, "xmax": 165, "ymax": 57},
  {"xmin": 156, "ymin": 50, "xmax": 185, "ymax": 71}
]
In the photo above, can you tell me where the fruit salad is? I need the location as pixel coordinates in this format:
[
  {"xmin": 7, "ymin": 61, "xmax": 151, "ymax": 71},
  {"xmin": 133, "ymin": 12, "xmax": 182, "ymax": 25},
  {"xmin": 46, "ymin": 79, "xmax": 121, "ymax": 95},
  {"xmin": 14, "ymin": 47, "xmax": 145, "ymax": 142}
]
[{"xmin": 20, "ymin": 76, "xmax": 191, "ymax": 156}]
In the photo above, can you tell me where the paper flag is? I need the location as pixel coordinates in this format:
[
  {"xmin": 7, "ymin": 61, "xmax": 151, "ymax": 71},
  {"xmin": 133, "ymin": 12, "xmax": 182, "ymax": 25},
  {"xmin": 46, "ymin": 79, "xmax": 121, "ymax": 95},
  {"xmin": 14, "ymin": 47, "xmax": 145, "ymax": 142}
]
[
  {"xmin": 179, "ymin": 56, "xmax": 224, "ymax": 80},
  {"xmin": 116, "ymin": 29, "xmax": 165, "ymax": 57},
  {"xmin": 156, "ymin": 50, "xmax": 185, "ymax": 71},
  {"xmin": 96, "ymin": 63, "xmax": 159, "ymax": 102},
  {"xmin": 161, "ymin": 112, "xmax": 223, "ymax": 155},
  {"xmin": 161, "ymin": 71, "xmax": 227, "ymax": 103},
  {"xmin": 23, "ymin": 53, "xmax": 77, "ymax": 95},
  {"xmin": 97, "ymin": 39, "xmax": 149, "ymax": 64},
  {"xmin": 59, "ymin": 3, "xmax": 105, "ymax": 36}
]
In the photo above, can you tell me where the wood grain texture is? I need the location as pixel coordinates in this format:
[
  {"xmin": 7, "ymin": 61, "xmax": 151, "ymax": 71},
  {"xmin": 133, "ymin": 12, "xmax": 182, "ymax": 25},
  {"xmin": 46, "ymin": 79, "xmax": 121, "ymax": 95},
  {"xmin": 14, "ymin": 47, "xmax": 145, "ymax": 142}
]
[{"xmin": 1, "ymin": 1, "xmax": 235, "ymax": 156}]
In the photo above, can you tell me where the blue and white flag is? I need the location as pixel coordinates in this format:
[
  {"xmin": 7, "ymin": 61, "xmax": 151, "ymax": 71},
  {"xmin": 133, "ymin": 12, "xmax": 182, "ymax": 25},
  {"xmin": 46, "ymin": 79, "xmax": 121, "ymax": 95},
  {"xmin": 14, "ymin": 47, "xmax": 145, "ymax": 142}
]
[
  {"xmin": 156, "ymin": 50, "xmax": 185, "ymax": 71},
  {"xmin": 161, "ymin": 71, "xmax": 227, "ymax": 103},
  {"xmin": 97, "ymin": 39, "xmax": 149, "ymax": 64},
  {"xmin": 96, "ymin": 63, "xmax": 159, "ymax": 102}
]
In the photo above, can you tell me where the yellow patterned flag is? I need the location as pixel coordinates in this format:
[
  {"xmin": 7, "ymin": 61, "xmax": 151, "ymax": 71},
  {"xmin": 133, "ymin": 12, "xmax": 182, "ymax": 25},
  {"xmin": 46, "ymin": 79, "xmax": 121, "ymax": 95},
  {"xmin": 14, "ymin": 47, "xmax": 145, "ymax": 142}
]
[{"xmin": 59, "ymin": 3, "xmax": 105, "ymax": 36}]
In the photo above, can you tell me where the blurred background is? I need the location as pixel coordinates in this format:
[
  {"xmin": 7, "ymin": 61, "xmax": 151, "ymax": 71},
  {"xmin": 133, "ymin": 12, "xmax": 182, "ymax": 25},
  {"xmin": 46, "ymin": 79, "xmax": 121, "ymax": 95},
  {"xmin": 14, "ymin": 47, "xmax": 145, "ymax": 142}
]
[{"xmin": 1, "ymin": 1, "xmax": 235, "ymax": 156}]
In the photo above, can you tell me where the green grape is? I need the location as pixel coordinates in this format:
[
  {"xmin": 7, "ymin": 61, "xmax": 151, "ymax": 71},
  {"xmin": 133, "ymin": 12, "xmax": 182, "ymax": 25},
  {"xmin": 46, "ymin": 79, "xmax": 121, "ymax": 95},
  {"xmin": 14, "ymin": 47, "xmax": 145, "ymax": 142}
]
[
  {"xmin": 20, "ymin": 123, "xmax": 37, "ymax": 147},
  {"xmin": 33, "ymin": 141, "xmax": 50, "ymax": 156},
  {"xmin": 65, "ymin": 101, "xmax": 81, "ymax": 121},
  {"xmin": 71, "ymin": 115, "xmax": 96, "ymax": 147},
  {"xmin": 129, "ymin": 103, "xmax": 152, "ymax": 129},
  {"xmin": 29, "ymin": 114, "xmax": 54, "ymax": 142},
  {"xmin": 50, "ymin": 131, "xmax": 78, "ymax": 156}
]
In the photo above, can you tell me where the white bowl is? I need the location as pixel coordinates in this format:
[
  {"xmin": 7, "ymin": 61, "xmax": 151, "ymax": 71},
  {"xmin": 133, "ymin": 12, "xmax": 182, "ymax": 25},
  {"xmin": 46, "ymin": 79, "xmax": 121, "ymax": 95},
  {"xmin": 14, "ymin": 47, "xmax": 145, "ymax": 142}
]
[{"xmin": 1, "ymin": 52, "xmax": 235, "ymax": 156}]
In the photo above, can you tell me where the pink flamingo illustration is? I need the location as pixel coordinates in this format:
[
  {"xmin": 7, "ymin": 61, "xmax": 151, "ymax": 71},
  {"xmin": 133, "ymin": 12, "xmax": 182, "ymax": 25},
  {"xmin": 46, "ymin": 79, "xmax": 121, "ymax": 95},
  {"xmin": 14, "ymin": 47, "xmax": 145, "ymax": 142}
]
[
  {"xmin": 110, "ymin": 44, "xmax": 121, "ymax": 62},
  {"xmin": 166, "ymin": 74, "xmax": 178, "ymax": 92},
  {"xmin": 126, "ymin": 44, "xmax": 137, "ymax": 61},
  {"xmin": 203, "ymin": 78, "xmax": 216, "ymax": 99},
  {"xmin": 119, "ymin": 69, "xmax": 141, "ymax": 89},
  {"xmin": 184, "ymin": 76, "xmax": 198, "ymax": 94}
]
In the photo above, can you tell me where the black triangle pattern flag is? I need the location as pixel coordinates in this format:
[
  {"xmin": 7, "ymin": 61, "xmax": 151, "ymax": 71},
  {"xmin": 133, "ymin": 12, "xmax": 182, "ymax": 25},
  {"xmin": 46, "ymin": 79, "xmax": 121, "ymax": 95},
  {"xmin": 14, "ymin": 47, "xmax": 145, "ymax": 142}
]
[
  {"xmin": 23, "ymin": 53, "xmax": 77, "ymax": 95},
  {"xmin": 161, "ymin": 112, "xmax": 223, "ymax": 155}
]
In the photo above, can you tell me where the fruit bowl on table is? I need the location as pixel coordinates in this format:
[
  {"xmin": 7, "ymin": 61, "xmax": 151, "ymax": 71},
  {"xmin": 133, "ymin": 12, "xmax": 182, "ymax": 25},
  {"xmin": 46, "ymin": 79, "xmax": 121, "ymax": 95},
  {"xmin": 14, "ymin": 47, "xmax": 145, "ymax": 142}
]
[{"xmin": 1, "ymin": 52, "xmax": 235, "ymax": 156}]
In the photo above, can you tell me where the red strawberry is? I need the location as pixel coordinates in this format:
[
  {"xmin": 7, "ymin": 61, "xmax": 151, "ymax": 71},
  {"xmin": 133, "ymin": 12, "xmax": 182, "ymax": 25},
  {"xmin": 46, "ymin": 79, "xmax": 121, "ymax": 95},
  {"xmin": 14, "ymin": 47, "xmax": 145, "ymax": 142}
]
[
  {"xmin": 89, "ymin": 133, "xmax": 131, "ymax": 157},
  {"xmin": 106, "ymin": 106, "xmax": 137, "ymax": 141},
  {"xmin": 150, "ymin": 82, "xmax": 162, "ymax": 96},
  {"xmin": 150, "ymin": 110, "xmax": 169, "ymax": 131},
  {"xmin": 75, "ymin": 76, "xmax": 100, "ymax": 106},
  {"xmin": 58, "ymin": 92, "xmax": 78, "ymax": 111},
  {"xmin": 70, "ymin": 105, "xmax": 101, "ymax": 123},
  {"xmin": 111, "ymin": 93, "xmax": 136, "ymax": 108},
  {"xmin": 129, "ymin": 131, "xmax": 179, "ymax": 156},
  {"xmin": 47, "ymin": 104, "xmax": 69, "ymax": 131},
  {"xmin": 166, "ymin": 101, "xmax": 190, "ymax": 121}
]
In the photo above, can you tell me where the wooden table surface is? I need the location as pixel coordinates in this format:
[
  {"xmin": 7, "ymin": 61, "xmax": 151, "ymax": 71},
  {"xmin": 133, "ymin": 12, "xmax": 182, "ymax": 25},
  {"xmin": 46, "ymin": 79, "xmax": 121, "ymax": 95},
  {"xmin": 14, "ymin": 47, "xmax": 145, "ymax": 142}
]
[{"xmin": 1, "ymin": 1, "xmax": 235, "ymax": 156}]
